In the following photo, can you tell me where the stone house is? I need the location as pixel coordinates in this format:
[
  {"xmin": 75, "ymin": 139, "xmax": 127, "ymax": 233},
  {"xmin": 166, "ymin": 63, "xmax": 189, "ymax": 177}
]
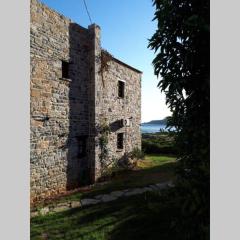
[{"xmin": 30, "ymin": 0, "xmax": 142, "ymax": 203}]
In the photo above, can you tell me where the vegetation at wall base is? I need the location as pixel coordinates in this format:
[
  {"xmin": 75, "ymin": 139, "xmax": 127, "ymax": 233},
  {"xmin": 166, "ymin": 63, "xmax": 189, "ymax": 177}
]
[
  {"xmin": 31, "ymin": 154, "xmax": 176, "ymax": 209},
  {"xmin": 148, "ymin": 0, "xmax": 210, "ymax": 239}
]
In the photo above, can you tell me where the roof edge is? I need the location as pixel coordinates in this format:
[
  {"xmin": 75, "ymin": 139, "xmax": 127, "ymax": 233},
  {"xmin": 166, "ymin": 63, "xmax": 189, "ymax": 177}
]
[
  {"xmin": 101, "ymin": 50, "xmax": 142, "ymax": 74},
  {"xmin": 111, "ymin": 56, "xmax": 143, "ymax": 74}
]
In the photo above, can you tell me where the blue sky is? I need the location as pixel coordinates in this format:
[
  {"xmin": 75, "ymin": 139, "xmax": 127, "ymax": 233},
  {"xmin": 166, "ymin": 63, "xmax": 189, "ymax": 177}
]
[{"xmin": 41, "ymin": 0, "xmax": 171, "ymax": 122}]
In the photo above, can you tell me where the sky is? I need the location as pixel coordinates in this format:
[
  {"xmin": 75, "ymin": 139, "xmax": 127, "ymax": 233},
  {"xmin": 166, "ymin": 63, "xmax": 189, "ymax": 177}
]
[{"xmin": 41, "ymin": 0, "xmax": 171, "ymax": 122}]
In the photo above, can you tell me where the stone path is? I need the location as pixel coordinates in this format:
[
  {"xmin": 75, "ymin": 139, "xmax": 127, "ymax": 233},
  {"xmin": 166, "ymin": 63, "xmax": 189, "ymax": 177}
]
[{"xmin": 31, "ymin": 181, "xmax": 173, "ymax": 218}]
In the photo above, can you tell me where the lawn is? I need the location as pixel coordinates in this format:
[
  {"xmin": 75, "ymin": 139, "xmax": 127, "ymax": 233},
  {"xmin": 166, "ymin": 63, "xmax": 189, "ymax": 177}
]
[
  {"xmin": 34, "ymin": 154, "xmax": 176, "ymax": 207},
  {"xmin": 31, "ymin": 154, "xmax": 177, "ymax": 240},
  {"xmin": 31, "ymin": 191, "xmax": 179, "ymax": 240},
  {"xmin": 88, "ymin": 154, "xmax": 176, "ymax": 194},
  {"xmin": 138, "ymin": 154, "xmax": 176, "ymax": 168}
]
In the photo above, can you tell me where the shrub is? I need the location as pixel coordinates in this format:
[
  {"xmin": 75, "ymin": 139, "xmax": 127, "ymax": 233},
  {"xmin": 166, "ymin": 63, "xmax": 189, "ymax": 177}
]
[
  {"xmin": 130, "ymin": 147, "xmax": 145, "ymax": 160},
  {"xmin": 142, "ymin": 133, "xmax": 177, "ymax": 155}
]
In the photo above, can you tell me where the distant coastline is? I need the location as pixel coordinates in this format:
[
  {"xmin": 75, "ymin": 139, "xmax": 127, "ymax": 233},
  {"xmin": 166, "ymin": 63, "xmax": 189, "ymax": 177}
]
[
  {"xmin": 141, "ymin": 117, "xmax": 168, "ymax": 133},
  {"xmin": 141, "ymin": 117, "xmax": 168, "ymax": 125}
]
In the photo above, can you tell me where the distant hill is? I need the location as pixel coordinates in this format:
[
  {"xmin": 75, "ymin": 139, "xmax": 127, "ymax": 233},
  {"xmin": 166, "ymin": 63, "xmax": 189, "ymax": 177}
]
[{"xmin": 142, "ymin": 117, "xmax": 168, "ymax": 125}]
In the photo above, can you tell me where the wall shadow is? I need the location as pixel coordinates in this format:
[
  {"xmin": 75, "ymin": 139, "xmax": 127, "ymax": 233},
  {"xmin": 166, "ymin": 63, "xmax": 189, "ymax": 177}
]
[{"xmin": 65, "ymin": 23, "xmax": 93, "ymax": 190}]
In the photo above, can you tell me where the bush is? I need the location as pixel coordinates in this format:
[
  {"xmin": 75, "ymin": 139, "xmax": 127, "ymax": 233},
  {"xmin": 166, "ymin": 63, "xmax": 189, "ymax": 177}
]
[
  {"xmin": 130, "ymin": 147, "xmax": 145, "ymax": 160},
  {"xmin": 142, "ymin": 133, "xmax": 177, "ymax": 155}
]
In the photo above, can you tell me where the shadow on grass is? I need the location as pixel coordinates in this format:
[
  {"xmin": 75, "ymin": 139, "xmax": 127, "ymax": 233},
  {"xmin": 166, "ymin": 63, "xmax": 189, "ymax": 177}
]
[
  {"xmin": 31, "ymin": 160, "xmax": 176, "ymax": 210},
  {"xmin": 31, "ymin": 191, "xmax": 179, "ymax": 240},
  {"xmin": 83, "ymin": 161, "xmax": 177, "ymax": 198},
  {"xmin": 31, "ymin": 161, "xmax": 178, "ymax": 239}
]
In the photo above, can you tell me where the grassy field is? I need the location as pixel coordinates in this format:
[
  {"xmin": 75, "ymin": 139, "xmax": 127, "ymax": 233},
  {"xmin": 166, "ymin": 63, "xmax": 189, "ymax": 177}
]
[{"xmin": 31, "ymin": 154, "xmax": 177, "ymax": 239}]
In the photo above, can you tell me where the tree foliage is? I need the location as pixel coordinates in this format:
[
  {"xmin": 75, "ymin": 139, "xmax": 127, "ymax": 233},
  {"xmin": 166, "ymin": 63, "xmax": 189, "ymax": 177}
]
[{"xmin": 149, "ymin": 0, "xmax": 209, "ymax": 239}]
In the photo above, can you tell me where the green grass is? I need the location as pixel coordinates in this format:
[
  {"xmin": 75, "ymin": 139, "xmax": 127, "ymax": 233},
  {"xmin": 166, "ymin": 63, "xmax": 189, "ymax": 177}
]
[
  {"xmin": 31, "ymin": 192, "xmax": 179, "ymax": 240},
  {"xmin": 83, "ymin": 155, "xmax": 176, "ymax": 197},
  {"xmin": 31, "ymin": 154, "xmax": 178, "ymax": 239},
  {"xmin": 34, "ymin": 154, "xmax": 176, "ymax": 207},
  {"xmin": 138, "ymin": 154, "xmax": 176, "ymax": 168}
]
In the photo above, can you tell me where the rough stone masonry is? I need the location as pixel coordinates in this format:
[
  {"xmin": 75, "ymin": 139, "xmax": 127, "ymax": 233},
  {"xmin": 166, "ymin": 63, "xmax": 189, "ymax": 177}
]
[{"xmin": 30, "ymin": 0, "xmax": 142, "ymax": 204}]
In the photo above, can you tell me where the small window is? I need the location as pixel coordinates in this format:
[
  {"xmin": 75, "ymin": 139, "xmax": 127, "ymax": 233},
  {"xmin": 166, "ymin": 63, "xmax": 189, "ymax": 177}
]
[
  {"xmin": 62, "ymin": 60, "xmax": 69, "ymax": 79},
  {"xmin": 77, "ymin": 136, "xmax": 87, "ymax": 157},
  {"xmin": 117, "ymin": 133, "xmax": 124, "ymax": 149},
  {"xmin": 118, "ymin": 81, "xmax": 125, "ymax": 98}
]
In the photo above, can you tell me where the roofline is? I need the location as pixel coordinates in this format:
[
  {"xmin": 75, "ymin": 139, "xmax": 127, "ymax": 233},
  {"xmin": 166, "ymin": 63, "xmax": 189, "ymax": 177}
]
[
  {"xmin": 102, "ymin": 49, "xmax": 143, "ymax": 74},
  {"xmin": 111, "ymin": 56, "xmax": 143, "ymax": 74}
]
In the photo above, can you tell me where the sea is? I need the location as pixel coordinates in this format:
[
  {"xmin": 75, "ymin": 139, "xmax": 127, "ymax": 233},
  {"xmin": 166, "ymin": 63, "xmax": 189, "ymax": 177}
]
[{"xmin": 141, "ymin": 124, "xmax": 167, "ymax": 133}]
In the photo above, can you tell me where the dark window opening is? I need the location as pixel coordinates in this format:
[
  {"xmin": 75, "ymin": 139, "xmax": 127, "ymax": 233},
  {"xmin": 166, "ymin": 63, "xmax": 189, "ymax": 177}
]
[
  {"xmin": 118, "ymin": 81, "xmax": 125, "ymax": 98},
  {"xmin": 77, "ymin": 136, "xmax": 87, "ymax": 158},
  {"xmin": 62, "ymin": 60, "xmax": 69, "ymax": 79},
  {"xmin": 117, "ymin": 133, "xmax": 124, "ymax": 149}
]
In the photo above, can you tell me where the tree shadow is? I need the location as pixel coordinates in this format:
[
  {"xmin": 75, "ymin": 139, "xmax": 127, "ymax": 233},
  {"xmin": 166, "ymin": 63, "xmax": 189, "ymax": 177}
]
[{"xmin": 31, "ymin": 190, "xmax": 178, "ymax": 240}]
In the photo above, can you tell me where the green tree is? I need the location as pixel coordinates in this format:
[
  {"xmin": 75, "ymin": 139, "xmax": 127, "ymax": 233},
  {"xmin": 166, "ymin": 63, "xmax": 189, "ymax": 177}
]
[{"xmin": 149, "ymin": 0, "xmax": 209, "ymax": 239}]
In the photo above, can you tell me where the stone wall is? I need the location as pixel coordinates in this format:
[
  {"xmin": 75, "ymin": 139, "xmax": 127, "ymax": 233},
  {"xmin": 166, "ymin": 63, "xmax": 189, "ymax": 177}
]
[
  {"xmin": 94, "ymin": 54, "xmax": 142, "ymax": 177},
  {"xmin": 30, "ymin": 0, "xmax": 95, "ymax": 203},
  {"xmin": 30, "ymin": 0, "xmax": 141, "ymax": 204}
]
